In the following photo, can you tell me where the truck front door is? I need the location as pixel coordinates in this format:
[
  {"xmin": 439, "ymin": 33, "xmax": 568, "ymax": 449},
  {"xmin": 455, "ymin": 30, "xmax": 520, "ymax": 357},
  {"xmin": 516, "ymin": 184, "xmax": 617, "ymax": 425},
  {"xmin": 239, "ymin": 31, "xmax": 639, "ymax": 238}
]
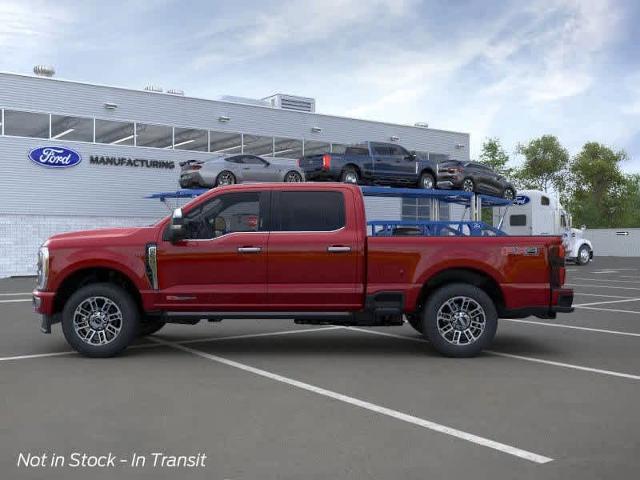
[
  {"xmin": 267, "ymin": 189, "xmax": 363, "ymax": 309},
  {"xmin": 156, "ymin": 191, "xmax": 270, "ymax": 310}
]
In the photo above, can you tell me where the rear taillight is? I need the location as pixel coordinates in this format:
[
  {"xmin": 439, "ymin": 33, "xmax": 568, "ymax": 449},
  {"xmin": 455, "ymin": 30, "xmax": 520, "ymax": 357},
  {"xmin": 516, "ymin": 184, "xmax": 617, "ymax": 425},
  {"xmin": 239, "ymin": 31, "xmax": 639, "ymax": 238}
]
[
  {"xmin": 550, "ymin": 245, "xmax": 566, "ymax": 287},
  {"xmin": 297, "ymin": 158, "xmax": 301, "ymax": 167},
  {"xmin": 191, "ymin": 164, "xmax": 202, "ymax": 170},
  {"xmin": 322, "ymin": 154, "xmax": 331, "ymax": 170}
]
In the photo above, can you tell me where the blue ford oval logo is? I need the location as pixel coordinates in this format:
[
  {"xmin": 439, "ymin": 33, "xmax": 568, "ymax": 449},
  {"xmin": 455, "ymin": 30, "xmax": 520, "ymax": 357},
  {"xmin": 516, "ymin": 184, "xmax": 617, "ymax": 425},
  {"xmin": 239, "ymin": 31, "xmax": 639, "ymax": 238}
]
[
  {"xmin": 29, "ymin": 146, "xmax": 82, "ymax": 168},
  {"xmin": 514, "ymin": 195, "xmax": 530, "ymax": 205}
]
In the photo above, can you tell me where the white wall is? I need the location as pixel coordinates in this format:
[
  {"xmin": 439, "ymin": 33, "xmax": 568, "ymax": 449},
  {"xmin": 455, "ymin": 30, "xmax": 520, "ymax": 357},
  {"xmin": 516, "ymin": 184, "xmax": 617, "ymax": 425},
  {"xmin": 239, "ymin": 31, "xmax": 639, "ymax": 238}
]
[{"xmin": 585, "ymin": 228, "xmax": 640, "ymax": 257}]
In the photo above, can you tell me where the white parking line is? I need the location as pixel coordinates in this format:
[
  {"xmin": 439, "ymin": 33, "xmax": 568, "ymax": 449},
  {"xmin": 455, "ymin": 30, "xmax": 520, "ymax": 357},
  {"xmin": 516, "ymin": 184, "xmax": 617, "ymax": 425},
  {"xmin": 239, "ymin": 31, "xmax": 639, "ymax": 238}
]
[
  {"xmin": 574, "ymin": 306, "xmax": 640, "ymax": 315},
  {"xmin": 502, "ymin": 318, "xmax": 640, "ymax": 338},
  {"xmin": 574, "ymin": 297, "xmax": 640, "ymax": 307},
  {"xmin": 150, "ymin": 336, "xmax": 553, "ymax": 464},
  {"xmin": 572, "ymin": 277, "xmax": 640, "ymax": 285},
  {"xmin": 0, "ymin": 292, "xmax": 32, "ymax": 296},
  {"xmin": 567, "ymin": 283, "xmax": 640, "ymax": 291},
  {"xmin": 0, "ymin": 326, "xmax": 338, "ymax": 362},
  {"xmin": 573, "ymin": 293, "xmax": 636, "ymax": 299},
  {"xmin": 0, "ymin": 299, "xmax": 32, "ymax": 304},
  {"xmin": 345, "ymin": 327, "xmax": 640, "ymax": 381}
]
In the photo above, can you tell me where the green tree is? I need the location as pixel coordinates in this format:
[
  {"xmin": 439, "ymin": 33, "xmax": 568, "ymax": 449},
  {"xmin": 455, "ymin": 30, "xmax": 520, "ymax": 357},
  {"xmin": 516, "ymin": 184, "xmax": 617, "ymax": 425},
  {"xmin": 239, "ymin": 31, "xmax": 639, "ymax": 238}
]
[
  {"xmin": 478, "ymin": 137, "xmax": 512, "ymax": 176},
  {"xmin": 567, "ymin": 142, "xmax": 639, "ymax": 228},
  {"xmin": 514, "ymin": 135, "xmax": 569, "ymax": 194}
]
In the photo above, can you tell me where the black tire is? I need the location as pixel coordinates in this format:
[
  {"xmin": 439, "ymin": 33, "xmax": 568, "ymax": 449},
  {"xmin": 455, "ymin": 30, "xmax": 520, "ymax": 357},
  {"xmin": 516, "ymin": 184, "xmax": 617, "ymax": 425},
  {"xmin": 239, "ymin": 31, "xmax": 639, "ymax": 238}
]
[
  {"xmin": 215, "ymin": 171, "xmax": 236, "ymax": 187},
  {"xmin": 503, "ymin": 187, "xmax": 515, "ymax": 200},
  {"xmin": 340, "ymin": 166, "xmax": 360, "ymax": 184},
  {"xmin": 462, "ymin": 178, "xmax": 475, "ymax": 193},
  {"xmin": 406, "ymin": 314, "xmax": 423, "ymax": 333},
  {"xmin": 62, "ymin": 283, "xmax": 139, "ymax": 358},
  {"xmin": 138, "ymin": 319, "xmax": 166, "ymax": 337},
  {"xmin": 284, "ymin": 171, "xmax": 303, "ymax": 183},
  {"xmin": 576, "ymin": 244, "xmax": 592, "ymax": 265},
  {"xmin": 419, "ymin": 172, "xmax": 436, "ymax": 190},
  {"xmin": 422, "ymin": 283, "xmax": 497, "ymax": 357}
]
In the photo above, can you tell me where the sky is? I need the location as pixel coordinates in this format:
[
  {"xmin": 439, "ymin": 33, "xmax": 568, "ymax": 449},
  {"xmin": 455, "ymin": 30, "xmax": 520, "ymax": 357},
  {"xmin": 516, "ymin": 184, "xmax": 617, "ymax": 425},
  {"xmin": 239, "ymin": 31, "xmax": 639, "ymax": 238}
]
[{"xmin": 1, "ymin": 0, "xmax": 639, "ymax": 171}]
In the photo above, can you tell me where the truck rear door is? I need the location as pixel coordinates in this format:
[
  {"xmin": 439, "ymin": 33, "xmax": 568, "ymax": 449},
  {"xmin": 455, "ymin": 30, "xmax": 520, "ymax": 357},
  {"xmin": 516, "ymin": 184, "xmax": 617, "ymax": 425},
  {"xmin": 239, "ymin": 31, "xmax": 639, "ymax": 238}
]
[{"xmin": 267, "ymin": 188, "xmax": 363, "ymax": 309}]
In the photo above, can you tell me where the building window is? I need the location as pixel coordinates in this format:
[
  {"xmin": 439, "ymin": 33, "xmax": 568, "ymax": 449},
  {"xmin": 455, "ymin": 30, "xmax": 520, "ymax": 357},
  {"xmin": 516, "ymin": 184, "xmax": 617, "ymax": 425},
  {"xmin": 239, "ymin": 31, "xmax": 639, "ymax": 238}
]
[
  {"xmin": 51, "ymin": 115, "xmax": 94, "ymax": 142},
  {"xmin": 3, "ymin": 110, "xmax": 49, "ymax": 138},
  {"xmin": 303, "ymin": 140, "xmax": 330, "ymax": 156},
  {"xmin": 95, "ymin": 119, "xmax": 135, "ymax": 145},
  {"xmin": 173, "ymin": 127, "xmax": 208, "ymax": 151},
  {"xmin": 136, "ymin": 123, "xmax": 173, "ymax": 149},
  {"xmin": 331, "ymin": 143, "xmax": 348, "ymax": 154},
  {"xmin": 243, "ymin": 134, "xmax": 273, "ymax": 156},
  {"xmin": 273, "ymin": 137, "xmax": 303, "ymax": 159},
  {"xmin": 210, "ymin": 131, "xmax": 242, "ymax": 154}
]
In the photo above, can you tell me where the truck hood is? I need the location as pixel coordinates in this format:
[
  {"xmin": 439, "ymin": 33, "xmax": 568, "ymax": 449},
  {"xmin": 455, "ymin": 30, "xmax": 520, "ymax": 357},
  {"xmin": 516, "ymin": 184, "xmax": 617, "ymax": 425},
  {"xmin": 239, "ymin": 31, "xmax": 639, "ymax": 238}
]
[{"xmin": 45, "ymin": 226, "xmax": 159, "ymax": 248}]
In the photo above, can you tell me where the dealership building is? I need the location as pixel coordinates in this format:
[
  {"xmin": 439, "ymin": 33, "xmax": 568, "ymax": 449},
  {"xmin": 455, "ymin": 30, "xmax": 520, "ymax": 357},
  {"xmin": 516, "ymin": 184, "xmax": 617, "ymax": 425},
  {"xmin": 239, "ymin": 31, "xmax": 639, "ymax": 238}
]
[{"xmin": 0, "ymin": 70, "xmax": 470, "ymax": 277}]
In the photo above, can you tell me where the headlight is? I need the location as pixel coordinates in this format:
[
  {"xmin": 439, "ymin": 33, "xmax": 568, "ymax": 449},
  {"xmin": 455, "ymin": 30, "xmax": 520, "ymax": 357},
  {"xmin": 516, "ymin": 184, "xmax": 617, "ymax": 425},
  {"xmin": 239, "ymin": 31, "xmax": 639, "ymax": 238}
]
[{"xmin": 36, "ymin": 246, "xmax": 49, "ymax": 290}]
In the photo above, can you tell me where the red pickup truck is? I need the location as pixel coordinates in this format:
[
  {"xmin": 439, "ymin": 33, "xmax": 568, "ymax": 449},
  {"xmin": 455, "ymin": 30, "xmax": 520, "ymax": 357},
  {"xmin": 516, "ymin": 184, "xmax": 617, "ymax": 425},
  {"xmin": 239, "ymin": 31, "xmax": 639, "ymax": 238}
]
[{"xmin": 33, "ymin": 183, "xmax": 573, "ymax": 358}]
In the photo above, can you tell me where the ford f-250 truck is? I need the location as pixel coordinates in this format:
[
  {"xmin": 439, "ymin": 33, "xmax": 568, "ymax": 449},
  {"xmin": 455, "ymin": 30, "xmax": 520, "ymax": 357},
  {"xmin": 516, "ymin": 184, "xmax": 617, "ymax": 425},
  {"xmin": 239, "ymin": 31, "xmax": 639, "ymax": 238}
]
[
  {"xmin": 299, "ymin": 141, "xmax": 439, "ymax": 189},
  {"xmin": 33, "ymin": 183, "xmax": 573, "ymax": 358}
]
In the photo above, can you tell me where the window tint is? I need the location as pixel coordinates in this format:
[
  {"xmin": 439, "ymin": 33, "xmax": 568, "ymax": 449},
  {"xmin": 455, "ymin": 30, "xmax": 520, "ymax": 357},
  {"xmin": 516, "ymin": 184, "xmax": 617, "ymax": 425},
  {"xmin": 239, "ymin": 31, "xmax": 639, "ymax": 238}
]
[
  {"xmin": 225, "ymin": 156, "xmax": 244, "ymax": 164},
  {"xmin": 174, "ymin": 127, "xmax": 208, "ymax": 151},
  {"xmin": 95, "ymin": 119, "xmax": 135, "ymax": 145},
  {"xmin": 388, "ymin": 145, "xmax": 409, "ymax": 156},
  {"xmin": 510, "ymin": 214, "xmax": 527, "ymax": 226},
  {"xmin": 4, "ymin": 110, "xmax": 49, "ymax": 138},
  {"xmin": 541, "ymin": 196, "xmax": 550, "ymax": 206},
  {"xmin": 184, "ymin": 192, "xmax": 263, "ymax": 239},
  {"xmin": 278, "ymin": 191, "xmax": 345, "ymax": 231},
  {"xmin": 243, "ymin": 155, "xmax": 266, "ymax": 165},
  {"xmin": 331, "ymin": 143, "xmax": 348, "ymax": 154},
  {"xmin": 345, "ymin": 146, "xmax": 369, "ymax": 156},
  {"xmin": 51, "ymin": 115, "xmax": 93, "ymax": 142},
  {"xmin": 373, "ymin": 144, "xmax": 391, "ymax": 155},
  {"xmin": 136, "ymin": 123, "xmax": 173, "ymax": 148},
  {"xmin": 210, "ymin": 131, "xmax": 242, "ymax": 154}
]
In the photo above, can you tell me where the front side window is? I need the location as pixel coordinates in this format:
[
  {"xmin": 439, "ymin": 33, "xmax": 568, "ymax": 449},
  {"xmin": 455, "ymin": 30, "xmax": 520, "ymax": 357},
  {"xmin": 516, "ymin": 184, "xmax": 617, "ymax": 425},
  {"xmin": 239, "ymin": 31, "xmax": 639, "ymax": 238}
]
[
  {"xmin": 541, "ymin": 196, "xmax": 550, "ymax": 206},
  {"xmin": 372, "ymin": 144, "xmax": 391, "ymax": 156},
  {"xmin": 184, "ymin": 192, "xmax": 263, "ymax": 240},
  {"xmin": 242, "ymin": 155, "xmax": 267, "ymax": 165},
  {"xmin": 277, "ymin": 191, "xmax": 345, "ymax": 231},
  {"xmin": 388, "ymin": 145, "xmax": 409, "ymax": 157},
  {"xmin": 4, "ymin": 110, "xmax": 49, "ymax": 138}
]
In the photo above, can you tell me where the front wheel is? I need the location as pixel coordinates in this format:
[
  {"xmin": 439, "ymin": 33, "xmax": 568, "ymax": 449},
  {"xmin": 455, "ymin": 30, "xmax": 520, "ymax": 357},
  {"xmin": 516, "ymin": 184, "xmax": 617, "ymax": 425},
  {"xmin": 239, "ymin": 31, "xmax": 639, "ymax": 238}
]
[
  {"xmin": 419, "ymin": 172, "xmax": 435, "ymax": 189},
  {"xmin": 284, "ymin": 171, "xmax": 303, "ymax": 182},
  {"xmin": 576, "ymin": 245, "xmax": 592, "ymax": 265},
  {"xmin": 61, "ymin": 283, "xmax": 139, "ymax": 357},
  {"xmin": 462, "ymin": 178, "xmax": 475, "ymax": 193},
  {"xmin": 503, "ymin": 187, "xmax": 515, "ymax": 200},
  {"xmin": 422, "ymin": 283, "xmax": 497, "ymax": 357}
]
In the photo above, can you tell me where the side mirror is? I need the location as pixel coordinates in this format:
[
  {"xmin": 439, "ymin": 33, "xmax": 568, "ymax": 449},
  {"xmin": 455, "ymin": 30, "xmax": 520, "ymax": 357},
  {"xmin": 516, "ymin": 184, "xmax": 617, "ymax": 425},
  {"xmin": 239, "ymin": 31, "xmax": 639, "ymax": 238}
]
[
  {"xmin": 168, "ymin": 208, "xmax": 186, "ymax": 243},
  {"xmin": 581, "ymin": 224, "xmax": 586, "ymax": 231}
]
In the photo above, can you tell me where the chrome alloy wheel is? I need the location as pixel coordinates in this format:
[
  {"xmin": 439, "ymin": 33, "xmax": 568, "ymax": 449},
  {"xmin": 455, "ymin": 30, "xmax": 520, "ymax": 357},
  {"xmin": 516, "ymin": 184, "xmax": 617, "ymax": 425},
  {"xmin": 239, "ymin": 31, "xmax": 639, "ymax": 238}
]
[
  {"xmin": 579, "ymin": 246, "xmax": 590, "ymax": 263},
  {"xmin": 343, "ymin": 171, "xmax": 358, "ymax": 184},
  {"xmin": 421, "ymin": 175, "xmax": 434, "ymax": 189},
  {"xmin": 462, "ymin": 179, "xmax": 474, "ymax": 192},
  {"xmin": 217, "ymin": 171, "xmax": 236, "ymax": 186},
  {"xmin": 503, "ymin": 188, "xmax": 515, "ymax": 200},
  {"xmin": 73, "ymin": 296, "xmax": 123, "ymax": 346},
  {"xmin": 436, "ymin": 296, "xmax": 486, "ymax": 345},
  {"xmin": 284, "ymin": 171, "xmax": 303, "ymax": 182}
]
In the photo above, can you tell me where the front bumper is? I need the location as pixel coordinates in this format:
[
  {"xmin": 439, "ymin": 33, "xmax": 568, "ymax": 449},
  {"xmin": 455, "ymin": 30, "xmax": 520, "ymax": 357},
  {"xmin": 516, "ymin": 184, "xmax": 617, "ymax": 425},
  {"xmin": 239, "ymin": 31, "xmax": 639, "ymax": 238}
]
[{"xmin": 33, "ymin": 290, "xmax": 59, "ymax": 334}]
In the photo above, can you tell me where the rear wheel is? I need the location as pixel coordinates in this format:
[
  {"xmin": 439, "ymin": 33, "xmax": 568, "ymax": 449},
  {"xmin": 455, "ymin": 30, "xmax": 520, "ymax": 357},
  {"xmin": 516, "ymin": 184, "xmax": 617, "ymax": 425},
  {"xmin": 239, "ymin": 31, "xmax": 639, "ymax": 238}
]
[
  {"xmin": 422, "ymin": 283, "xmax": 497, "ymax": 357},
  {"xmin": 419, "ymin": 172, "xmax": 435, "ymax": 189},
  {"xmin": 216, "ymin": 171, "xmax": 236, "ymax": 186},
  {"xmin": 576, "ymin": 244, "xmax": 592, "ymax": 265},
  {"xmin": 462, "ymin": 178, "xmax": 475, "ymax": 192},
  {"xmin": 340, "ymin": 166, "xmax": 360, "ymax": 184},
  {"xmin": 62, "ymin": 283, "xmax": 139, "ymax": 357},
  {"xmin": 284, "ymin": 171, "xmax": 303, "ymax": 182}
]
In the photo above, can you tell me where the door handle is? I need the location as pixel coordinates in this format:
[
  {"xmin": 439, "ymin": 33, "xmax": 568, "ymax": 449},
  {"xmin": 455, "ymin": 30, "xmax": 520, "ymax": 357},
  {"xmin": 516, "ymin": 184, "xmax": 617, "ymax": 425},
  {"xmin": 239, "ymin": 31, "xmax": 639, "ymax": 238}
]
[
  {"xmin": 327, "ymin": 245, "xmax": 351, "ymax": 253},
  {"xmin": 238, "ymin": 246, "xmax": 262, "ymax": 253}
]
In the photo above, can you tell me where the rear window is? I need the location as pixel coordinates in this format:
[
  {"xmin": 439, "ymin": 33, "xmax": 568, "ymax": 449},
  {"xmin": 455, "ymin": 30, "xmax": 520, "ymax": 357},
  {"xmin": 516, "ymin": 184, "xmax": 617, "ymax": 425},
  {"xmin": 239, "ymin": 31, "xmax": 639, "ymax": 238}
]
[
  {"xmin": 510, "ymin": 214, "xmax": 527, "ymax": 226},
  {"xmin": 277, "ymin": 191, "xmax": 345, "ymax": 231}
]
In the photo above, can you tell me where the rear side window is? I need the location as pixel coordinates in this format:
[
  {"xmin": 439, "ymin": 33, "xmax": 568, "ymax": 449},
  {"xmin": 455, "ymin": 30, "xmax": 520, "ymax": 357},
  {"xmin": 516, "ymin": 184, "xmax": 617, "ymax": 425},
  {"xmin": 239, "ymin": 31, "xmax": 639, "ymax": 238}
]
[
  {"xmin": 345, "ymin": 146, "xmax": 369, "ymax": 156},
  {"xmin": 277, "ymin": 191, "xmax": 345, "ymax": 231},
  {"xmin": 510, "ymin": 214, "xmax": 527, "ymax": 226}
]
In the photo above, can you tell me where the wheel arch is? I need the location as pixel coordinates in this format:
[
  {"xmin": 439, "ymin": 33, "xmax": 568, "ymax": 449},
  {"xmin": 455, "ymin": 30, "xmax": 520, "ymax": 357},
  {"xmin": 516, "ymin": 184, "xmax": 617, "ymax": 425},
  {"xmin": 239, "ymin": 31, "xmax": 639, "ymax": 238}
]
[
  {"xmin": 416, "ymin": 267, "xmax": 505, "ymax": 315},
  {"xmin": 53, "ymin": 266, "xmax": 143, "ymax": 315},
  {"xmin": 342, "ymin": 163, "xmax": 362, "ymax": 176}
]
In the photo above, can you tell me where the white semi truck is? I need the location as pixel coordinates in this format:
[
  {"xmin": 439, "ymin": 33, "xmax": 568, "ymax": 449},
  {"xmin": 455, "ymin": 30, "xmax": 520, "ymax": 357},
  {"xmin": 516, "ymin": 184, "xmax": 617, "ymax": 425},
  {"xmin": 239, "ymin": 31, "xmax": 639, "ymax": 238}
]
[{"xmin": 494, "ymin": 189, "xmax": 594, "ymax": 265}]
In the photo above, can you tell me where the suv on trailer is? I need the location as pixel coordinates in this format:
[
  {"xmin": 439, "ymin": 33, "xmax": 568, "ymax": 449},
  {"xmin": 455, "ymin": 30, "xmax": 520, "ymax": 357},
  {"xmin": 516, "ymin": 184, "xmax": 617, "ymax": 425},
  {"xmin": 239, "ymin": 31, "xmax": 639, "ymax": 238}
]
[
  {"xmin": 299, "ymin": 141, "xmax": 439, "ymax": 189},
  {"xmin": 33, "ymin": 183, "xmax": 573, "ymax": 358}
]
